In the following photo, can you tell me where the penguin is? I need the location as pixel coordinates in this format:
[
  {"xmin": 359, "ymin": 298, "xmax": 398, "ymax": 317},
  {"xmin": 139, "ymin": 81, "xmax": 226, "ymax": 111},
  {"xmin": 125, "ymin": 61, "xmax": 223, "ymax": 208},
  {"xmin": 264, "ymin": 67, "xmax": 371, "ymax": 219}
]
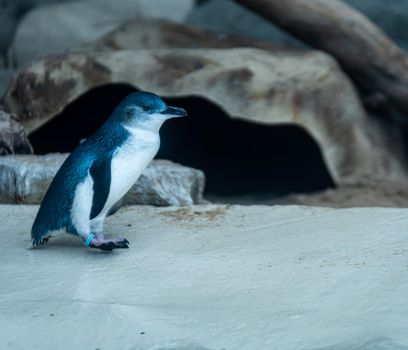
[{"xmin": 31, "ymin": 91, "xmax": 187, "ymax": 251}]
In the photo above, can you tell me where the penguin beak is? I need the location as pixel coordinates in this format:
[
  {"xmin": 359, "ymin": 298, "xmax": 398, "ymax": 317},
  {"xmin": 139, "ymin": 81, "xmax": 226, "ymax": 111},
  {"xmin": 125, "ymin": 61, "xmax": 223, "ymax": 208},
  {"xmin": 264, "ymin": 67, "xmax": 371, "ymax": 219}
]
[{"xmin": 162, "ymin": 106, "xmax": 187, "ymax": 118}]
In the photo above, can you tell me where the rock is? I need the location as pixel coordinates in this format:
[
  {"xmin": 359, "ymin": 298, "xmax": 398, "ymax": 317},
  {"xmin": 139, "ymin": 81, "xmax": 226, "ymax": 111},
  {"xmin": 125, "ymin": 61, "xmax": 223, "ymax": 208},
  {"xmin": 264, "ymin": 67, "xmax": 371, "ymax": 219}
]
[
  {"xmin": 4, "ymin": 48, "xmax": 408, "ymax": 187},
  {"xmin": 346, "ymin": 0, "xmax": 408, "ymax": 52},
  {"xmin": 187, "ymin": 0, "xmax": 408, "ymax": 52},
  {"xmin": 0, "ymin": 109, "xmax": 32, "ymax": 155},
  {"xmin": 0, "ymin": 154, "xmax": 205, "ymax": 205},
  {"xmin": 76, "ymin": 17, "xmax": 277, "ymax": 52},
  {"xmin": 0, "ymin": 0, "xmax": 32, "ymax": 61},
  {"xmin": 285, "ymin": 184, "xmax": 408, "ymax": 208},
  {"xmin": 123, "ymin": 159, "xmax": 205, "ymax": 207},
  {"xmin": 0, "ymin": 0, "xmax": 80, "ymax": 65},
  {"xmin": 1, "ymin": 204, "xmax": 408, "ymax": 348},
  {"xmin": 0, "ymin": 68, "xmax": 15, "ymax": 98},
  {"xmin": 13, "ymin": 0, "xmax": 194, "ymax": 66},
  {"xmin": 185, "ymin": 0, "xmax": 304, "ymax": 48}
]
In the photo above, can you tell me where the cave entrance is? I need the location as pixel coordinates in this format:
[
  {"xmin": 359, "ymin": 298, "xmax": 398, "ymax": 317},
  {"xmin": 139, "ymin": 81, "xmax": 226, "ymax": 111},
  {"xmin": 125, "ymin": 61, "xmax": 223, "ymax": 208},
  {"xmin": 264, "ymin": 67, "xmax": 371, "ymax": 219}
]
[{"xmin": 29, "ymin": 84, "xmax": 335, "ymax": 203}]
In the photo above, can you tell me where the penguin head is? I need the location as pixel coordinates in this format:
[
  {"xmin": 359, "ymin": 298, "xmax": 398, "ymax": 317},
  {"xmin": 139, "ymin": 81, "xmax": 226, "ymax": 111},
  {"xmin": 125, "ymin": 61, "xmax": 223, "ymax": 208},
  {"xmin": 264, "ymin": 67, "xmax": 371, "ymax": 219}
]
[{"xmin": 116, "ymin": 91, "xmax": 187, "ymax": 131}]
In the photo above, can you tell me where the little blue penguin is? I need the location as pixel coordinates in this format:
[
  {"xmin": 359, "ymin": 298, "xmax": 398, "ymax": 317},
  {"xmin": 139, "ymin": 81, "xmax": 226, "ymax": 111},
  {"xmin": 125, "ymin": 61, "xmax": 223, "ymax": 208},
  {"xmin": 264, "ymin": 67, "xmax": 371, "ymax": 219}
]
[{"xmin": 31, "ymin": 91, "xmax": 187, "ymax": 251}]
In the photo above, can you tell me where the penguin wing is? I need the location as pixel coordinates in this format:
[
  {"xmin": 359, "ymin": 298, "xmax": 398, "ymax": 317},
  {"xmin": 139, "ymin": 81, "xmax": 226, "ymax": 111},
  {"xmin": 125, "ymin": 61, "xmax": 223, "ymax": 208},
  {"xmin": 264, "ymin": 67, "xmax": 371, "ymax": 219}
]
[{"xmin": 89, "ymin": 149, "xmax": 116, "ymax": 220}]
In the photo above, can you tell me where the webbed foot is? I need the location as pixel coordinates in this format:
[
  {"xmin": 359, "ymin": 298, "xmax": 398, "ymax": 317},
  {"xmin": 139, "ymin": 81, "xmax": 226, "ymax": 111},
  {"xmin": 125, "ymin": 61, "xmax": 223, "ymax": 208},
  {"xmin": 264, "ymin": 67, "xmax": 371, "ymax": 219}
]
[{"xmin": 83, "ymin": 233, "xmax": 129, "ymax": 251}]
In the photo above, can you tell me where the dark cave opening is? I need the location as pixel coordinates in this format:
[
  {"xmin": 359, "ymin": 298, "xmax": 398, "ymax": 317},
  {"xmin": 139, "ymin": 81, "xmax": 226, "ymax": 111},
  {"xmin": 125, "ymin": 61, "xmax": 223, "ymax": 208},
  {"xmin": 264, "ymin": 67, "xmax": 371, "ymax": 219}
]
[{"xmin": 29, "ymin": 84, "xmax": 335, "ymax": 201}]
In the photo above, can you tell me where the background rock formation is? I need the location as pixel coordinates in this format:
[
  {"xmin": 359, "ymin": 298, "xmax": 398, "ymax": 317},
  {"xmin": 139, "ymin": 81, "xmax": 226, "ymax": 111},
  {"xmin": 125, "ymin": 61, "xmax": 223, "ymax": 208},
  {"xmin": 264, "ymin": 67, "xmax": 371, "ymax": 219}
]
[
  {"xmin": 4, "ymin": 47, "xmax": 408, "ymax": 190},
  {"xmin": 235, "ymin": 0, "xmax": 408, "ymax": 123}
]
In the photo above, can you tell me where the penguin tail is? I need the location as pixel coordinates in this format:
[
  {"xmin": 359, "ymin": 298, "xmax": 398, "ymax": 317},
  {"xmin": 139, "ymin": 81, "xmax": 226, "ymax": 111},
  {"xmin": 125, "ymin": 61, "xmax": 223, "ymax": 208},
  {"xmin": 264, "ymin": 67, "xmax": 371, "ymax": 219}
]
[
  {"xmin": 31, "ymin": 219, "xmax": 50, "ymax": 247},
  {"xmin": 31, "ymin": 228, "xmax": 46, "ymax": 247}
]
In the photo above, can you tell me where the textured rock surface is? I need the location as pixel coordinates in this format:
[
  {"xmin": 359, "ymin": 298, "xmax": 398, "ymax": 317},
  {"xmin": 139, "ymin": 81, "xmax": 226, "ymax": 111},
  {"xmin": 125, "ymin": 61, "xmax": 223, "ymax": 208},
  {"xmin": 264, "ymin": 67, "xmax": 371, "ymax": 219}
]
[
  {"xmin": 286, "ymin": 184, "xmax": 408, "ymax": 208},
  {"xmin": 123, "ymin": 159, "xmax": 205, "ymax": 207},
  {"xmin": 1, "ymin": 204, "xmax": 408, "ymax": 349},
  {"xmin": 0, "ymin": 154, "xmax": 205, "ymax": 205},
  {"xmin": 208, "ymin": 184, "xmax": 408, "ymax": 208},
  {"xmin": 0, "ymin": 109, "xmax": 32, "ymax": 155},
  {"xmin": 4, "ymin": 48, "xmax": 408, "ymax": 187},
  {"xmin": 76, "ymin": 17, "xmax": 277, "ymax": 52}
]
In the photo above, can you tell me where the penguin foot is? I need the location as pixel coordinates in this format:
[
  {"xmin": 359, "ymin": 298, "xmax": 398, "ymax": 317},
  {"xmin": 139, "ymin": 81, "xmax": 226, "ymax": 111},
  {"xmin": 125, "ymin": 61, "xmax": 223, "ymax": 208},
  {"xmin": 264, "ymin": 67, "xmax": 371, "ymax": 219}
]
[
  {"xmin": 82, "ymin": 232, "xmax": 129, "ymax": 251},
  {"xmin": 91, "ymin": 238, "xmax": 129, "ymax": 251},
  {"xmin": 84, "ymin": 233, "xmax": 129, "ymax": 251}
]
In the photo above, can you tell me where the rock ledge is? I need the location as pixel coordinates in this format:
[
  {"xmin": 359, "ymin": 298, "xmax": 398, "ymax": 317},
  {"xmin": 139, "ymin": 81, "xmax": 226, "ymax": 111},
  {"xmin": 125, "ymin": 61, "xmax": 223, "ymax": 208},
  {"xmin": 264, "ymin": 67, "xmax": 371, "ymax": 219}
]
[{"xmin": 0, "ymin": 153, "xmax": 205, "ymax": 206}]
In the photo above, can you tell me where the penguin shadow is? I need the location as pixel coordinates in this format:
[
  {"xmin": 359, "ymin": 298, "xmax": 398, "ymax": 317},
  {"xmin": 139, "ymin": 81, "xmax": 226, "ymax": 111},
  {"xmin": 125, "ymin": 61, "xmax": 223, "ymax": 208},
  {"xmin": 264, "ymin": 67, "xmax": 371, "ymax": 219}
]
[{"xmin": 136, "ymin": 340, "xmax": 215, "ymax": 350}]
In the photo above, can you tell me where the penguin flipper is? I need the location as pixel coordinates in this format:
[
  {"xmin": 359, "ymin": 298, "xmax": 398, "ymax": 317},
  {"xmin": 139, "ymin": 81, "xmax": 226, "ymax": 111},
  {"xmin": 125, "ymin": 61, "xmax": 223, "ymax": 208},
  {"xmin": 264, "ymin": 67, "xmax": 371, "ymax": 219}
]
[{"xmin": 89, "ymin": 150, "xmax": 116, "ymax": 220}]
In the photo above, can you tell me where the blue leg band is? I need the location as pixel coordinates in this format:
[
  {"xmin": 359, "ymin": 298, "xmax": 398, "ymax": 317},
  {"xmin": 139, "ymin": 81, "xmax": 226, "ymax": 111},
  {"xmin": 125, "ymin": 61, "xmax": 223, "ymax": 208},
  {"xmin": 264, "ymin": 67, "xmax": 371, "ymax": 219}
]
[{"xmin": 84, "ymin": 233, "xmax": 95, "ymax": 247}]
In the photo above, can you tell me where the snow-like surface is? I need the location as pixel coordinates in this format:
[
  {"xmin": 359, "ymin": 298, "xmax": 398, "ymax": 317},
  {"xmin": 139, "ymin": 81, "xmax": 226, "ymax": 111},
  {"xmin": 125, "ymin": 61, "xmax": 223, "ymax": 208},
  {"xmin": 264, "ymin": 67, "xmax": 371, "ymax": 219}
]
[{"xmin": 1, "ymin": 204, "xmax": 408, "ymax": 350}]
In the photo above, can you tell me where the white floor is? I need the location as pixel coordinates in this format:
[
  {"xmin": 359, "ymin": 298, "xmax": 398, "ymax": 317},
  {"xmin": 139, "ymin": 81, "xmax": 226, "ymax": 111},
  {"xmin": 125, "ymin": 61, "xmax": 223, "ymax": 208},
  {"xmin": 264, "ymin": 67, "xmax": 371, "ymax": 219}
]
[{"xmin": 1, "ymin": 204, "xmax": 408, "ymax": 350}]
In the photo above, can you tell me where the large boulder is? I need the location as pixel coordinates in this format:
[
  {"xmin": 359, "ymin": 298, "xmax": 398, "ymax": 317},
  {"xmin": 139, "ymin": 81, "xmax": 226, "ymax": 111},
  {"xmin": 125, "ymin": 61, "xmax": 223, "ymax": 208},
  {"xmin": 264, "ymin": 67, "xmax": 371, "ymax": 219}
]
[
  {"xmin": 3, "ymin": 47, "xmax": 408, "ymax": 188},
  {"xmin": 13, "ymin": 0, "xmax": 194, "ymax": 66},
  {"xmin": 0, "ymin": 68, "xmax": 15, "ymax": 98},
  {"xmin": 0, "ymin": 154, "xmax": 205, "ymax": 206},
  {"xmin": 0, "ymin": 109, "xmax": 32, "ymax": 155},
  {"xmin": 76, "ymin": 17, "xmax": 276, "ymax": 52},
  {"xmin": 0, "ymin": 0, "xmax": 38, "ymax": 61}
]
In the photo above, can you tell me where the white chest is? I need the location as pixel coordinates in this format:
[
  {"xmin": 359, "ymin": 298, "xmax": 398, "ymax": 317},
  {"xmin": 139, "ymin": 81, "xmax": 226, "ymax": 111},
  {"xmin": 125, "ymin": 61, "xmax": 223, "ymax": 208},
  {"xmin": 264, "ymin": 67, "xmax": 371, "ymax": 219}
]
[{"xmin": 103, "ymin": 128, "xmax": 160, "ymax": 214}]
